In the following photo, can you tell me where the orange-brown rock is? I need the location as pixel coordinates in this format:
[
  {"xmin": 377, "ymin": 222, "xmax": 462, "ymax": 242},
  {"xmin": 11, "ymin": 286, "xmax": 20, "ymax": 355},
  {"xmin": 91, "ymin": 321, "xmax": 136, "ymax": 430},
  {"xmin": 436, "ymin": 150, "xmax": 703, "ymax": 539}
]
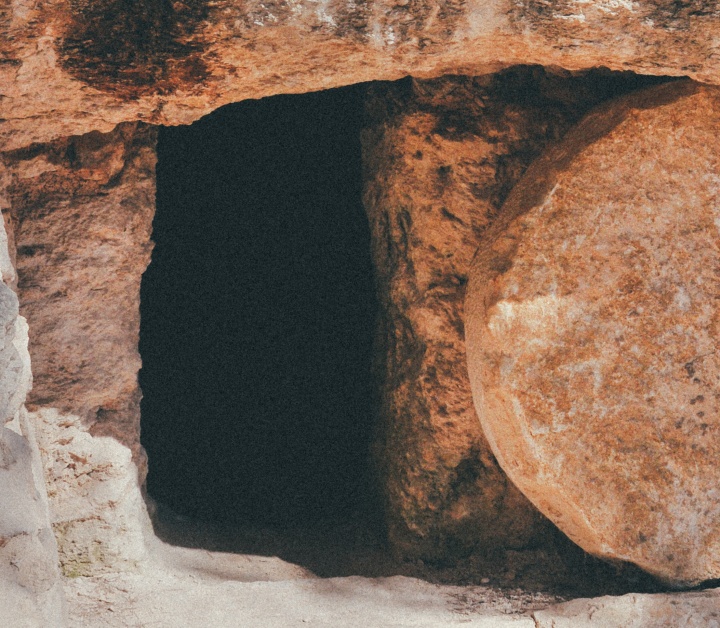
[
  {"xmin": 4, "ymin": 123, "xmax": 156, "ymax": 462},
  {"xmin": 362, "ymin": 68, "xmax": 664, "ymax": 561},
  {"xmin": 1, "ymin": 124, "xmax": 157, "ymax": 574},
  {"xmin": 465, "ymin": 80, "xmax": 720, "ymax": 586},
  {"xmin": 2, "ymin": 0, "xmax": 720, "ymax": 151}
]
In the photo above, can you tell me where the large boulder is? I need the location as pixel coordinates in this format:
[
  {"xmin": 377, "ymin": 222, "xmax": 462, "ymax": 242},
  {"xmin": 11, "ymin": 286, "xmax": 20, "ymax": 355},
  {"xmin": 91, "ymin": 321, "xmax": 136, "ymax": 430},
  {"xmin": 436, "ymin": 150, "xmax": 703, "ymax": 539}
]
[
  {"xmin": 465, "ymin": 81, "xmax": 720, "ymax": 586},
  {"xmin": 362, "ymin": 68, "xmax": 663, "ymax": 561}
]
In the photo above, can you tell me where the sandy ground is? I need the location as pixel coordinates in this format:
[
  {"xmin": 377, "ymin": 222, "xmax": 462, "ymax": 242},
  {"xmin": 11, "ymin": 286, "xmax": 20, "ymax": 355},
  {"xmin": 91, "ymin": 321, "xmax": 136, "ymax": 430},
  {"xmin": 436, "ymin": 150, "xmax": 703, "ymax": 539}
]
[
  {"xmin": 65, "ymin": 569, "xmax": 551, "ymax": 627},
  {"xmin": 62, "ymin": 544, "xmax": 720, "ymax": 628},
  {"xmin": 61, "ymin": 506, "xmax": 720, "ymax": 627},
  {"xmin": 62, "ymin": 506, "xmax": 557, "ymax": 626},
  {"xmin": 64, "ymin": 507, "xmax": 558, "ymax": 626}
]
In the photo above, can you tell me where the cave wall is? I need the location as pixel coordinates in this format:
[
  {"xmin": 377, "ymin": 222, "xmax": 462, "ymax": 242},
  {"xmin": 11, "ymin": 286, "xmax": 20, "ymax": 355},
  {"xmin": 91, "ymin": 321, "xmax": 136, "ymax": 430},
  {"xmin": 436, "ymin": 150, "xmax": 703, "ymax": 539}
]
[
  {"xmin": 0, "ymin": 67, "xmax": 700, "ymax": 586},
  {"xmin": 1, "ymin": 124, "xmax": 157, "ymax": 577},
  {"xmin": 0, "ymin": 162, "xmax": 65, "ymax": 624},
  {"xmin": 0, "ymin": 69, "xmax": 632, "ymax": 583},
  {"xmin": 0, "ymin": 0, "xmax": 717, "ymax": 621}
]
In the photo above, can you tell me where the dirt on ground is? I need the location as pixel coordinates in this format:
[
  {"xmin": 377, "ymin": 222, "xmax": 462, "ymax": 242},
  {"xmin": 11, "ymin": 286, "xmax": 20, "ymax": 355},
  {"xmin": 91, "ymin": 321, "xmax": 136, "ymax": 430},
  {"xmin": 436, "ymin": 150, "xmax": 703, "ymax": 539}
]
[
  {"xmin": 150, "ymin": 500, "xmax": 666, "ymax": 598},
  {"xmin": 61, "ymin": 502, "xmax": 717, "ymax": 628}
]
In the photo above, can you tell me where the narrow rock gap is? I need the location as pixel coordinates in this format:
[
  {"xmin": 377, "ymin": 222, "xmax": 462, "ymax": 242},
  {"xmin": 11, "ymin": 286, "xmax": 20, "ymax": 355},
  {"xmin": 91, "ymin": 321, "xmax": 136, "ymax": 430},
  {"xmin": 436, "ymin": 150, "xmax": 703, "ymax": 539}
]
[{"xmin": 139, "ymin": 84, "xmax": 388, "ymax": 576}]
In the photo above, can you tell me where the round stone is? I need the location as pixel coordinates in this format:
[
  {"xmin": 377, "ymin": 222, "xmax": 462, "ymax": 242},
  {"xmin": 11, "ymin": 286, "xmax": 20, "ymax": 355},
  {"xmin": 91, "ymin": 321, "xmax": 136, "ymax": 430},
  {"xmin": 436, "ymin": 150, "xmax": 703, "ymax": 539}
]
[{"xmin": 465, "ymin": 81, "xmax": 720, "ymax": 586}]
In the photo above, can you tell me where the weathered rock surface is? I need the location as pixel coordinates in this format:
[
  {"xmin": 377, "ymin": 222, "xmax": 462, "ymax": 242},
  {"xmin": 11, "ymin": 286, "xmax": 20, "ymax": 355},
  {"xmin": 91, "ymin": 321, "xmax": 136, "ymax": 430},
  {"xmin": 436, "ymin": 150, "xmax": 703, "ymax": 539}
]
[
  {"xmin": 1, "ymin": 123, "xmax": 157, "ymax": 575},
  {"xmin": 31, "ymin": 408, "xmax": 152, "ymax": 577},
  {"xmin": 362, "ymin": 67, "xmax": 666, "ymax": 561},
  {"xmin": 0, "ymin": 188, "xmax": 65, "ymax": 624},
  {"xmin": 4, "ymin": 123, "xmax": 156, "ymax": 462},
  {"xmin": 0, "ymin": 422, "xmax": 66, "ymax": 628},
  {"xmin": 465, "ymin": 80, "xmax": 720, "ymax": 585},
  {"xmin": 533, "ymin": 588, "xmax": 720, "ymax": 627},
  {"xmin": 2, "ymin": 0, "xmax": 720, "ymax": 152}
]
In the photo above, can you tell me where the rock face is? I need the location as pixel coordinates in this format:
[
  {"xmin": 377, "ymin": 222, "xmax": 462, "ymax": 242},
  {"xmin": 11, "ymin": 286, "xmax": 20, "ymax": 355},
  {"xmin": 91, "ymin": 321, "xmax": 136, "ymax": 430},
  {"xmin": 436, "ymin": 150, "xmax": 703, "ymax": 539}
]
[
  {"xmin": 31, "ymin": 409, "xmax": 150, "ymax": 577},
  {"xmin": 533, "ymin": 588, "xmax": 720, "ymax": 627},
  {"xmin": 361, "ymin": 67, "xmax": 665, "ymax": 561},
  {"xmin": 0, "ymin": 174, "xmax": 65, "ymax": 624},
  {"xmin": 0, "ymin": 417, "xmax": 66, "ymax": 628},
  {"xmin": 465, "ymin": 81, "xmax": 720, "ymax": 585},
  {"xmin": 2, "ymin": 0, "xmax": 720, "ymax": 151},
  {"xmin": 1, "ymin": 123, "xmax": 157, "ymax": 575},
  {"xmin": 4, "ymin": 123, "xmax": 156, "ymax": 464},
  {"xmin": 0, "ymin": 0, "xmax": 717, "ymax": 616}
]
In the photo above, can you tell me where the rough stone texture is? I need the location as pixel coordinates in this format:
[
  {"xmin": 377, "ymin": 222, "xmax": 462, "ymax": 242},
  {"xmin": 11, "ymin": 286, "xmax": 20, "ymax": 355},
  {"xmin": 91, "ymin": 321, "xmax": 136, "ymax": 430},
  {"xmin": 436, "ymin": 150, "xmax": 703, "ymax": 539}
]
[
  {"xmin": 362, "ymin": 67, "xmax": 667, "ymax": 562},
  {"xmin": 0, "ymin": 286, "xmax": 29, "ymax": 427},
  {"xmin": 465, "ymin": 80, "xmax": 720, "ymax": 586},
  {"xmin": 0, "ymin": 0, "xmax": 717, "ymax": 615},
  {"xmin": 31, "ymin": 408, "xmax": 151, "ymax": 577},
  {"xmin": 533, "ymin": 589, "xmax": 720, "ymax": 627},
  {"xmin": 4, "ymin": 123, "xmax": 156, "ymax": 463},
  {"xmin": 1, "ymin": 0, "xmax": 720, "ymax": 151},
  {"xmin": 0, "ymin": 177, "xmax": 66, "ymax": 625},
  {"xmin": 1, "ymin": 123, "xmax": 157, "ymax": 575},
  {"xmin": 0, "ymin": 420, "xmax": 66, "ymax": 628}
]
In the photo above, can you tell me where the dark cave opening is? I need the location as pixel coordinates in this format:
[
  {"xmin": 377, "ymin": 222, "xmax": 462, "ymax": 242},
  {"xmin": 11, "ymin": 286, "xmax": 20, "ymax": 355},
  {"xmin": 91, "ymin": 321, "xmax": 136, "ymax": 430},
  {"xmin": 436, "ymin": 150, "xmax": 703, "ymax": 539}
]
[
  {"xmin": 135, "ymin": 70, "xmax": 679, "ymax": 589},
  {"xmin": 139, "ymin": 85, "xmax": 380, "ymax": 535}
]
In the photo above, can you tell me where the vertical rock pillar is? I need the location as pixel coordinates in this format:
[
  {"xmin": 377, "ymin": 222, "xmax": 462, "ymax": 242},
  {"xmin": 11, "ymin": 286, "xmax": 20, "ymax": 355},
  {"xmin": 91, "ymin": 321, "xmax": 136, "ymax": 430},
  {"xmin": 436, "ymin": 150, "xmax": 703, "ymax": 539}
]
[
  {"xmin": 361, "ymin": 68, "xmax": 662, "ymax": 561},
  {"xmin": 2, "ymin": 123, "xmax": 157, "ymax": 576},
  {"xmin": 0, "ymin": 162, "xmax": 66, "ymax": 625}
]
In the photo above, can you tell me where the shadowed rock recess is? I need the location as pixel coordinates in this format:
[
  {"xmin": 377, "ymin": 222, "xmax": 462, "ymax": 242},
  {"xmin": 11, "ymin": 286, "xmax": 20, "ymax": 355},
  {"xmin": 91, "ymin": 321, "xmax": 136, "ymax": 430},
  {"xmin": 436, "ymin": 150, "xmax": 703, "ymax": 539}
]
[{"xmin": 2, "ymin": 0, "xmax": 720, "ymax": 622}]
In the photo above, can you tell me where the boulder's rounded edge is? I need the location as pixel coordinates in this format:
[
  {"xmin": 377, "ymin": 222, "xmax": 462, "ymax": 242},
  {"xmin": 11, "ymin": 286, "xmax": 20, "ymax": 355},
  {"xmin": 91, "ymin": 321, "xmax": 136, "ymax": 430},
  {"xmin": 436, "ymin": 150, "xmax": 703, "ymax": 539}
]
[{"xmin": 465, "ymin": 81, "xmax": 720, "ymax": 586}]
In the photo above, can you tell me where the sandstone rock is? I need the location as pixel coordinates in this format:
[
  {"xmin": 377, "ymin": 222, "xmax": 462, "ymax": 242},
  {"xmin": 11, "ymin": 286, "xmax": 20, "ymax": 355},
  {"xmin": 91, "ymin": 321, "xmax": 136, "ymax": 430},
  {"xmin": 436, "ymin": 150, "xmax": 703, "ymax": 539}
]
[
  {"xmin": 465, "ymin": 80, "xmax": 720, "ymax": 585},
  {"xmin": 533, "ymin": 589, "xmax": 720, "ymax": 627},
  {"xmin": 2, "ymin": 0, "xmax": 720, "ymax": 151},
  {"xmin": 0, "ymin": 283, "xmax": 29, "ymax": 426},
  {"xmin": 4, "ymin": 123, "xmax": 157, "ymax": 464},
  {"xmin": 0, "ymin": 423, "xmax": 66, "ymax": 628},
  {"xmin": 1, "ymin": 123, "xmax": 157, "ymax": 576},
  {"xmin": 0, "ymin": 200, "xmax": 65, "ymax": 624},
  {"xmin": 31, "ymin": 409, "xmax": 151, "ymax": 577},
  {"xmin": 362, "ymin": 67, "xmax": 662, "ymax": 561}
]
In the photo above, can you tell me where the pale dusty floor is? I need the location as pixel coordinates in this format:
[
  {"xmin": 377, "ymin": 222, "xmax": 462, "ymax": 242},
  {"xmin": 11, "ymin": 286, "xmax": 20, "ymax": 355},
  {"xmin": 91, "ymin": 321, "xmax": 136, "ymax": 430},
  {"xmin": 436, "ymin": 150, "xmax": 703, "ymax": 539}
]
[
  {"xmin": 63, "ymin": 535, "xmax": 720, "ymax": 627},
  {"xmin": 65, "ymin": 572, "xmax": 547, "ymax": 627},
  {"xmin": 61, "ymin": 505, "xmax": 720, "ymax": 627},
  {"xmin": 63, "ymin": 536, "xmax": 556, "ymax": 627}
]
